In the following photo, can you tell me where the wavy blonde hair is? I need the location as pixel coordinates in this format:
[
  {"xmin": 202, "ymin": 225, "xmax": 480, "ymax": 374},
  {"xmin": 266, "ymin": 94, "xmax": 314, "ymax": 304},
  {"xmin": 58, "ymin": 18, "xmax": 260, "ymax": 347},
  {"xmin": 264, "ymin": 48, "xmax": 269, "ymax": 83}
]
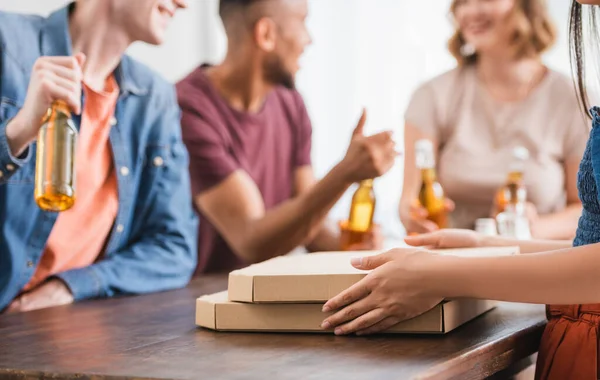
[{"xmin": 448, "ymin": 0, "xmax": 557, "ymax": 65}]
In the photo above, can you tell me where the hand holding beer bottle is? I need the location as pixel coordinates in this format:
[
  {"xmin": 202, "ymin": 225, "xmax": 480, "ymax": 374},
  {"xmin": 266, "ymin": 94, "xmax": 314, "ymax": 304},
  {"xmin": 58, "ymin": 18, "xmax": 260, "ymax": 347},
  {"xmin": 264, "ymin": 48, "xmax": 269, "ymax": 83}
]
[
  {"xmin": 5, "ymin": 54, "xmax": 85, "ymax": 211},
  {"xmin": 339, "ymin": 109, "xmax": 398, "ymax": 250},
  {"xmin": 409, "ymin": 139, "xmax": 452, "ymax": 233},
  {"xmin": 6, "ymin": 54, "xmax": 85, "ymax": 156}
]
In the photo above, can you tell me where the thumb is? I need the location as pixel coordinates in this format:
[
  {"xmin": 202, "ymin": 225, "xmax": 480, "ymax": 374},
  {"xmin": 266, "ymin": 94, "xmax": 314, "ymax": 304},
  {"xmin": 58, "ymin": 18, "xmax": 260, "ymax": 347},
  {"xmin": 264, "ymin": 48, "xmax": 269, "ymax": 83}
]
[
  {"xmin": 352, "ymin": 108, "xmax": 367, "ymax": 138},
  {"xmin": 351, "ymin": 251, "xmax": 392, "ymax": 270},
  {"xmin": 6, "ymin": 298, "xmax": 21, "ymax": 314},
  {"xmin": 444, "ymin": 198, "xmax": 455, "ymax": 211},
  {"xmin": 74, "ymin": 53, "xmax": 87, "ymax": 71}
]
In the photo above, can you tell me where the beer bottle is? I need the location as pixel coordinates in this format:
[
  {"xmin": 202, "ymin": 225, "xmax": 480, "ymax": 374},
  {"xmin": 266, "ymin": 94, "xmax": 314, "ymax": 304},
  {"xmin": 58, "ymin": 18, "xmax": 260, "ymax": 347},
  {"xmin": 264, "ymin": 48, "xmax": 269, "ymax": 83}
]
[
  {"xmin": 348, "ymin": 179, "xmax": 376, "ymax": 233},
  {"xmin": 415, "ymin": 139, "xmax": 447, "ymax": 228},
  {"xmin": 34, "ymin": 100, "xmax": 77, "ymax": 212},
  {"xmin": 494, "ymin": 146, "xmax": 529, "ymax": 216}
]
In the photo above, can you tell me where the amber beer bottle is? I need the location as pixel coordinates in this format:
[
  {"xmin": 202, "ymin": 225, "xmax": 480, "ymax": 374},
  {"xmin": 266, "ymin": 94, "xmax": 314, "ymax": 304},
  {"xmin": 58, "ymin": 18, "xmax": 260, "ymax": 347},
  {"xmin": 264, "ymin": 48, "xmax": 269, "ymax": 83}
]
[
  {"xmin": 494, "ymin": 146, "xmax": 529, "ymax": 216},
  {"xmin": 415, "ymin": 139, "xmax": 447, "ymax": 228},
  {"xmin": 348, "ymin": 179, "xmax": 376, "ymax": 232},
  {"xmin": 341, "ymin": 180, "xmax": 376, "ymax": 250},
  {"xmin": 34, "ymin": 100, "xmax": 77, "ymax": 212}
]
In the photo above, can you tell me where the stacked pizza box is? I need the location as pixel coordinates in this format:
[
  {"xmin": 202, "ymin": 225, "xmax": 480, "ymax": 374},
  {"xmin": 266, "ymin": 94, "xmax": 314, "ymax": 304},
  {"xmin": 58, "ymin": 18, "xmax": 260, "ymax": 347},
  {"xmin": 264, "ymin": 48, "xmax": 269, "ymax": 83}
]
[{"xmin": 195, "ymin": 247, "xmax": 517, "ymax": 334}]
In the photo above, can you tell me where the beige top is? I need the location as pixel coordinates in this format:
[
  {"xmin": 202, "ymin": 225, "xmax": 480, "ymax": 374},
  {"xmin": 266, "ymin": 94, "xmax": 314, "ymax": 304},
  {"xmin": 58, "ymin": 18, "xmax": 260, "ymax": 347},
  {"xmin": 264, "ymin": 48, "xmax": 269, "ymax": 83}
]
[{"xmin": 405, "ymin": 66, "xmax": 590, "ymax": 229}]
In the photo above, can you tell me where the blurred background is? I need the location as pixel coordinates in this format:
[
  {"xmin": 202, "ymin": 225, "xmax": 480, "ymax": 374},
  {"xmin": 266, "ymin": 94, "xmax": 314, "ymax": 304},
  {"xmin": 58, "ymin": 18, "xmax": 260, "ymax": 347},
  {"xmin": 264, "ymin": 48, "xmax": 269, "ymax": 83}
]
[{"xmin": 0, "ymin": 0, "xmax": 574, "ymax": 242}]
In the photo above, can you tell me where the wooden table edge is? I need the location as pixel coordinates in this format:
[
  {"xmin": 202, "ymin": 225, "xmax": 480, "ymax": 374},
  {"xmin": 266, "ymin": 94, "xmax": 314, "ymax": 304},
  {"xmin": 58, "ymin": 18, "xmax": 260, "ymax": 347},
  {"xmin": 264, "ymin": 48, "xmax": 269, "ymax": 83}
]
[
  {"xmin": 415, "ymin": 318, "xmax": 546, "ymax": 380},
  {"xmin": 0, "ymin": 368, "xmax": 161, "ymax": 380}
]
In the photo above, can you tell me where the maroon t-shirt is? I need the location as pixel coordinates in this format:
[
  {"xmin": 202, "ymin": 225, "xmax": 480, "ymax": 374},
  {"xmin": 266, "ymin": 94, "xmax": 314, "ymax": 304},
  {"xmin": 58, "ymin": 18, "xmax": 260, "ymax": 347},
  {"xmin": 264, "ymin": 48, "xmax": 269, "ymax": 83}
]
[{"xmin": 176, "ymin": 66, "xmax": 313, "ymax": 274}]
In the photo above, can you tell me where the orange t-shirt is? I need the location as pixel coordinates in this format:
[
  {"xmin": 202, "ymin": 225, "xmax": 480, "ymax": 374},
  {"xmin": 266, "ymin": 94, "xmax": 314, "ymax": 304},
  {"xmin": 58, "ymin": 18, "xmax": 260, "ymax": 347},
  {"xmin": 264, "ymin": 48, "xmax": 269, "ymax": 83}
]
[{"xmin": 23, "ymin": 76, "xmax": 120, "ymax": 291}]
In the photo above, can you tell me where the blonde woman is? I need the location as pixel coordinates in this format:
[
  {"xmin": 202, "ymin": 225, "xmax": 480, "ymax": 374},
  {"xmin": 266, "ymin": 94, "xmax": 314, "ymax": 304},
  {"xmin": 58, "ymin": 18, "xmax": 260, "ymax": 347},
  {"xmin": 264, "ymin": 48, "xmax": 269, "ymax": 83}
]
[{"xmin": 400, "ymin": 0, "xmax": 587, "ymax": 239}]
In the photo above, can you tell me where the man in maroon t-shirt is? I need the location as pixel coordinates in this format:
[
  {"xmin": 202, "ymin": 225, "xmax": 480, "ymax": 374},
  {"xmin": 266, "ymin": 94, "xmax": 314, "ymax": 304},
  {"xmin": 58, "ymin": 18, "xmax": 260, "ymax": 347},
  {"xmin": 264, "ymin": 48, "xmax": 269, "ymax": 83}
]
[{"xmin": 177, "ymin": 0, "xmax": 397, "ymax": 274}]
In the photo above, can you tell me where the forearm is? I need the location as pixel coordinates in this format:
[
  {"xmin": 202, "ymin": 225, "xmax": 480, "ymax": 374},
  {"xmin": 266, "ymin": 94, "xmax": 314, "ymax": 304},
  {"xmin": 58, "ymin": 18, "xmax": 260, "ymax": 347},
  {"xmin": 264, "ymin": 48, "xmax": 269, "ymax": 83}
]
[
  {"xmin": 481, "ymin": 234, "xmax": 572, "ymax": 253},
  {"xmin": 306, "ymin": 219, "xmax": 342, "ymax": 252},
  {"xmin": 531, "ymin": 204, "xmax": 581, "ymax": 240},
  {"xmin": 5, "ymin": 114, "xmax": 33, "ymax": 157},
  {"xmin": 424, "ymin": 243, "xmax": 600, "ymax": 304},
  {"xmin": 57, "ymin": 234, "xmax": 197, "ymax": 300},
  {"xmin": 243, "ymin": 164, "xmax": 350, "ymax": 261},
  {"xmin": 399, "ymin": 162, "xmax": 419, "ymax": 216}
]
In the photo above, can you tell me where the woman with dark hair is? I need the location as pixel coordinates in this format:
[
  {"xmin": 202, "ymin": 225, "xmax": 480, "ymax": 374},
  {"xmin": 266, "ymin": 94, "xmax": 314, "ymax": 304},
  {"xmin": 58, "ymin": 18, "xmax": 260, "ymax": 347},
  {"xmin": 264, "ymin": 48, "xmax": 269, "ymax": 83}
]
[
  {"xmin": 400, "ymin": 0, "xmax": 587, "ymax": 240},
  {"xmin": 322, "ymin": 3, "xmax": 600, "ymax": 377}
]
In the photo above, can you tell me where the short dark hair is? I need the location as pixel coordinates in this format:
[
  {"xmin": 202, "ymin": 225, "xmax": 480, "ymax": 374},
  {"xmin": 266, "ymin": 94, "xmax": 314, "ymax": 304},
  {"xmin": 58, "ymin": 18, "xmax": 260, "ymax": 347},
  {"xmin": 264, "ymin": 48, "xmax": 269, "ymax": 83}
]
[{"xmin": 219, "ymin": 0, "xmax": 260, "ymax": 21}]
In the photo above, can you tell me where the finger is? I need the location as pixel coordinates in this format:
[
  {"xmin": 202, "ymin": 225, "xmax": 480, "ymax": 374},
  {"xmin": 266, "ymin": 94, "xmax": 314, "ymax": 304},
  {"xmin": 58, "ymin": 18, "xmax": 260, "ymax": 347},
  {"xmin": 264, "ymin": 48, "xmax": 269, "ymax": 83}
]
[
  {"xmin": 74, "ymin": 52, "xmax": 87, "ymax": 70},
  {"xmin": 356, "ymin": 316, "xmax": 402, "ymax": 336},
  {"xmin": 350, "ymin": 250, "xmax": 394, "ymax": 270},
  {"xmin": 175, "ymin": 0, "xmax": 189, "ymax": 9},
  {"xmin": 334, "ymin": 308, "xmax": 388, "ymax": 335},
  {"xmin": 383, "ymin": 139, "xmax": 396, "ymax": 153},
  {"xmin": 404, "ymin": 232, "xmax": 440, "ymax": 247},
  {"xmin": 46, "ymin": 81, "xmax": 81, "ymax": 114},
  {"xmin": 352, "ymin": 108, "xmax": 367, "ymax": 137},
  {"xmin": 322, "ymin": 279, "xmax": 370, "ymax": 313},
  {"xmin": 38, "ymin": 56, "xmax": 81, "ymax": 71},
  {"xmin": 41, "ymin": 70, "xmax": 79, "ymax": 93},
  {"xmin": 40, "ymin": 62, "xmax": 82, "ymax": 83},
  {"xmin": 407, "ymin": 219, "xmax": 439, "ymax": 235},
  {"xmin": 409, "ymin": 202, "xmax": 428, "ymax": 219},
  {"xmin": 321, "ymin": 297, "xmax": 375, "ymax": 330},
  {"xmin": 382, "ymin": 150, "xmax": 398, "ymax": 169},
  {"xmin": 385, "ymin": 149, "xmax": 399, "ymax": 162},
  {"xmin": 444, "ymin": 198, "xmax": 455, "ymax": 211},
  {"xmin": 419, "ymin": 220, "xmax": 440, "ymax": 233},
  {"xmin": 367, "ymin": 130, "xmax": 393, "ymax": 145}
]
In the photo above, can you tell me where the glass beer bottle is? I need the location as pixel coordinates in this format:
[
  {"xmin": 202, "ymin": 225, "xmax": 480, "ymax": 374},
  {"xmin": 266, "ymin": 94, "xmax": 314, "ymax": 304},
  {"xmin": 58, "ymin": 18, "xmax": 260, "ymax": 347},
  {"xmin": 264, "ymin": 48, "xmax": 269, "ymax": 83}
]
[
  {"xmin": 494, "ymin": 146, "xmax": 529, "ymax": 216},
  {"xmin": 415, "ymin": 139, "xmax": 447, "ymax": 229},
  {"xmin": 348, "ymin": 179, "xmax": 376, "ymax": 232},
  {"xmin": 341, "ymin": 180, "xmax": 376, "ymax": 250},
  {"xmin": 34, "ymin": 100, "xmax": 77, "ymax": 212}
]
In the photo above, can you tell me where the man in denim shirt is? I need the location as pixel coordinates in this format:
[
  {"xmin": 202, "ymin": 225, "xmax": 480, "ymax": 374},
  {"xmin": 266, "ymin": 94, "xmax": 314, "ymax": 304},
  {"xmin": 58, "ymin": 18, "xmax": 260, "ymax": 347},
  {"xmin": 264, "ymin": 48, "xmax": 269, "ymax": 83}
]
[{"xmin": 0, "ymin": 0, "xmax": 197, "ymax": 313}]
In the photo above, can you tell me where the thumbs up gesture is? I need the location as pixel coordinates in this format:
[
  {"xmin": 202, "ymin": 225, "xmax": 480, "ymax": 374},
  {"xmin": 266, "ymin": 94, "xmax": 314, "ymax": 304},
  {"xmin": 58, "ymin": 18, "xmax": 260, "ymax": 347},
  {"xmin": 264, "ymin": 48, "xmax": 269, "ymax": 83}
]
[{"xmin": 339, "ymin": 109, "xmax": 399, "ymax": 183}]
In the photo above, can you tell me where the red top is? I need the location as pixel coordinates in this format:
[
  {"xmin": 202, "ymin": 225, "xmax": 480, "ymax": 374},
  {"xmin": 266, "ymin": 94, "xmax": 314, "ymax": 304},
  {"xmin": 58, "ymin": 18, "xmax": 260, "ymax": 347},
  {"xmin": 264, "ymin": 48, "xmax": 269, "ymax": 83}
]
[{"xmin": 177, "ymin": 66, "xmax": 312, "ymax": 274}]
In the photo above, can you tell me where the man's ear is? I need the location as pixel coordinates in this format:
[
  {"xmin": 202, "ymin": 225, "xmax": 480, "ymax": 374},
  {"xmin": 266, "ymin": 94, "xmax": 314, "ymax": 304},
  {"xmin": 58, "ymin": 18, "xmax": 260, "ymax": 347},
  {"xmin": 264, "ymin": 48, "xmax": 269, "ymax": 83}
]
[{"xmin": 254, "ymin": 17, "xmax": 277, "ymax": 52}]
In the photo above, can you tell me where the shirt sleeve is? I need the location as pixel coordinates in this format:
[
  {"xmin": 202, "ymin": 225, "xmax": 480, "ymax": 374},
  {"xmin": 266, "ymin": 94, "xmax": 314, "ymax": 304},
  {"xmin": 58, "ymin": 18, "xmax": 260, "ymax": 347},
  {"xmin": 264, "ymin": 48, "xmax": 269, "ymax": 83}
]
[
  {"xmin": 293, "ymin": 91, "xmax": 312, "ymax": 168},
  {"xmin": 563, "ymin": 106, "xmax": 591, "ymax": 162},
  {"xmin": 180, "ymin": 103, "xmax": 239, "ymax": 195},
  {"xmin": 404, "ymin": 82, "xmax": 441, "ymax": 141}
]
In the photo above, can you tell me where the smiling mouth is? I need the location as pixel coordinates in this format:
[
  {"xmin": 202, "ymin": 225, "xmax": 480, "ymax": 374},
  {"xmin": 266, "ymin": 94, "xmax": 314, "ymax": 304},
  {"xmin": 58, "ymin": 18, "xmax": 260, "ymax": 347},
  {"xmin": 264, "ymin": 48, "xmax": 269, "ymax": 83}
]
[{"xmin": 464, "ymin": 22, "xmax": 491, "ymax": 35}]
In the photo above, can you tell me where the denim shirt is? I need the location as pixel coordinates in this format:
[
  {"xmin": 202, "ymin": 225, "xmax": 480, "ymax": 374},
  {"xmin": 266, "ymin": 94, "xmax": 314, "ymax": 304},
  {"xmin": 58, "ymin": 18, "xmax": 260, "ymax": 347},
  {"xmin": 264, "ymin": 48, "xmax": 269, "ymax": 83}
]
[{"xmin": 0, "ymin": 6, "xmax": 198, "ymax": 310}]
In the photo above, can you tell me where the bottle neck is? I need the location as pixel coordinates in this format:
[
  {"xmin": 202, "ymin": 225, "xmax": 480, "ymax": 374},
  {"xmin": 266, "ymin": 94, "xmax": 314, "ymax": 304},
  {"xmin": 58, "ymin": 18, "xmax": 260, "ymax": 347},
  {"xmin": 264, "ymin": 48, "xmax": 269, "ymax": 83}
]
[
  {"xmin": 507, "ymin": 170, "xmax": 523, "ymax": 184},
  {"xmin": 421, "ymin": 168, "xmax": 437, "ymax": 183},
  {"xmin": 52, "ymin": 100, "xmax": 72, "ymax": 118},
  {"xmin": 359, "ymin": 179, "xmax": 374, "ymax": 188}
]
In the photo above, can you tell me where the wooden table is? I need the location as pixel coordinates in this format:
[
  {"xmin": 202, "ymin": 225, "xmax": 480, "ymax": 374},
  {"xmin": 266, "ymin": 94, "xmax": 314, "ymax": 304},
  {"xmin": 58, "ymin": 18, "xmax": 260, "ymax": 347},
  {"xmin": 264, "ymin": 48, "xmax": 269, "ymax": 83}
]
[{"xmin": 0, "ymin": 275, "xmax": 546, "ymax": 380}]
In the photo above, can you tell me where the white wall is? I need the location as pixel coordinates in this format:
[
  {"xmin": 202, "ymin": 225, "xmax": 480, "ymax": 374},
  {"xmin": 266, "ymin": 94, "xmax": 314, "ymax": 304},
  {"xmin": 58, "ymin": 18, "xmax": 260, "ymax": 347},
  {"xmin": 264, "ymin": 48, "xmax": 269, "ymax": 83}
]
[{"xmin": 0, "ymin": 0, "xmax": 574, "ymax": 241}]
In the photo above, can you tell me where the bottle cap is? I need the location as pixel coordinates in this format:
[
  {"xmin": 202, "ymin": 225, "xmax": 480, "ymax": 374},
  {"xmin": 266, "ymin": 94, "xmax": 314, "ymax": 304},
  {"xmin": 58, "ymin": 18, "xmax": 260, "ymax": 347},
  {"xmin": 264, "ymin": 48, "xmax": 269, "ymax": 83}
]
[
  {"xmin": 475, "ymin": 218, "xmax": 498, "ymax": 236},
  {"xmin": 415, "ymin": 139, "xmax": 435, "ymax": 169},
  {"xmin": 512, "ymin": 146, "xmax": 529, "ymax": 161},
  {"xmin": 415, "ymin": 139, "xmax": 434, "ymax": 154}
]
